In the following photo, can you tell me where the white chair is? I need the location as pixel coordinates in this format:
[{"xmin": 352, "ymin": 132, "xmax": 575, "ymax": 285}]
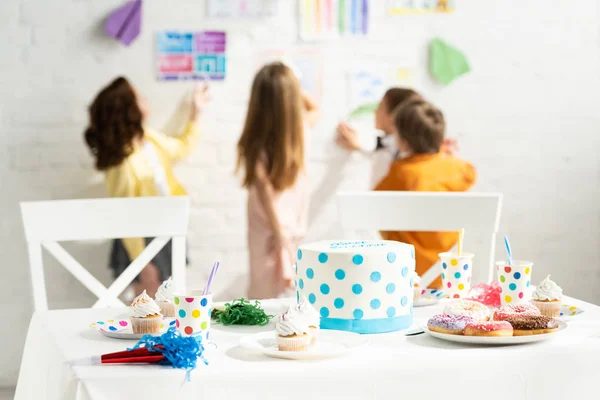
[
  {"xmin": 20, "ymin": 197, "xmax": 191, "ymax": 311},
  {"xmin": 337, "ymin": 191, "xmax": 503, "ymax": 287}
]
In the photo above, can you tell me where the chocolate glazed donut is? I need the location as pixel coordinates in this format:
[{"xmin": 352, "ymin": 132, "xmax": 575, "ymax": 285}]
[{"xmin": 504, "ymin": 316, "xmax": 559, "ymax": 336}]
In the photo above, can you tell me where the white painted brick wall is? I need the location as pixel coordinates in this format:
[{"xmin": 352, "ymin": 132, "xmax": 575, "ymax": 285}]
[{"xmin": 2, "ymin": 0, "xmax": 600, "ymax": 386}]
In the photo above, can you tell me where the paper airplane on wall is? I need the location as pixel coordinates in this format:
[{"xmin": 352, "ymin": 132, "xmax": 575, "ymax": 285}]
[{"xmin": 105, "ymin": 0, "xmax": 143, "ymax": 46}]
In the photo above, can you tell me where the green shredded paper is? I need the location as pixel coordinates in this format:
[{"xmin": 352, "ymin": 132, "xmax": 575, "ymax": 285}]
[{"xmin": 211, "ymin": 298, "xmax": 273, "ymax": 326}]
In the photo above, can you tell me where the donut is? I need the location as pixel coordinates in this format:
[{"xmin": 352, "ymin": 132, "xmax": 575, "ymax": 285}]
[
  {"xmin": 443, "ymin": 300, "xmax": 491, "ymax": 322},
  {"xmin": 427, "ymin": 314, "xmax": 474, "ymax": 335},
  {"xmin": 464, "ymin": 321, "xmax": 513, "ymax": 337},
  {"xmin": 504, "ymin": 316, "xmax": 559, "ymax": 336},
  {"xmin": 493, "ymin": 304, "xmax": 541, "ymax": 321}
]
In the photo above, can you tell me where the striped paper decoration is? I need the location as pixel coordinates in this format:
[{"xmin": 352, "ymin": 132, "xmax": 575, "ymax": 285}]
[{"xmin": 299, "ymin": 0, "xmax": 369, "ymax": 40}]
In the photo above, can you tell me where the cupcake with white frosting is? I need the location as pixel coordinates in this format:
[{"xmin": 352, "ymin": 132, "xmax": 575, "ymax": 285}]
[
  {"xmin": 155, "ymin": 277, "xmax": 175, "ymax": 317},
  {"xmin": 276, "ymin": 306, "xmax": 315, "ymax": 352},
  {"xmin": 296, "ymin": 299, "xmax": 320, "ymax": 344},
  {"xmin": 130, "ymin": 290, "xmax": 162, "ymax": 334},
  {"xmin": 531, "ymin": 275, "xmax": 562, "ymax": 317}
]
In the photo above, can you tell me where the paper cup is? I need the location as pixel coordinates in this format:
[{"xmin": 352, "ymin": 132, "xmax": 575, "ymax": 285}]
[
  {"xmin": 439, "ymin": 252, "xmax": 474, "ymax": 299},
  {"xmin": 496, "ymin": 261, "xmax": 533, "ymax": 305},
  {"xmin": 173, "ymin": 291, "xmax": 212, "ymax": 341}
]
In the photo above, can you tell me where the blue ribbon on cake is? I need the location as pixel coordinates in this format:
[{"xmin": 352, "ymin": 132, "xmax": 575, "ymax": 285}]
[{"xmin": 320, "ymin": 314, "xmax": 413, "ymax": 334}]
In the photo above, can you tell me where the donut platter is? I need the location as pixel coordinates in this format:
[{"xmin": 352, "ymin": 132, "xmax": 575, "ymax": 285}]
[
  {"xmin": 423, "ymin": 300, "xmax": 568, "ymax": 345},
  {"xmin": 424, "ymin": 320, "xmax": 567, "ymax": 345}
]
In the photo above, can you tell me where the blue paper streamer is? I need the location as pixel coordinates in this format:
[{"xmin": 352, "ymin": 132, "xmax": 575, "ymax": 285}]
[{"xmin": 129, "ymin": 327, "xmax": 207, "ymax": 380}]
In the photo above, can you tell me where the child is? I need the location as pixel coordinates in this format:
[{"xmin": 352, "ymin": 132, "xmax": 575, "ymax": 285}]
[
  {"xmin": 336, "ymin": 88, "xmax": 423, "ymax": 186},
  {"xmin": 236, "ymin": 62, "xmax": 319, "ymax": 299},
  {"xmin": 374, "ymin": 99, "xmax": 476, "ymax": 288},
  {"xmin": 84, "ymin": 77, "xmax": 209, "ymax": 297}
]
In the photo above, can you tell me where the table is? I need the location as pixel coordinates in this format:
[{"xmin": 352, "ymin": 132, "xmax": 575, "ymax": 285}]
[{"xmin": 15, "ymin": 296, "xmax": 600, "ymax": 400}]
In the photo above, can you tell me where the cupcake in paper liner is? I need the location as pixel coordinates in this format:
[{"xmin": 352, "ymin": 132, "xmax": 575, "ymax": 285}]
[
  {"xmin": 531, "ymin": 275, "xmax": 562, "ymax": 317},
  {"xmin": 276, "ymin": 306, "xmax": 314, "ymax": 351},
  {"xmin": 130, "ymin": 290, "xmax": 163, "ymax": 334},
  {"xmin": 155, "ymin": 277, "xmax": 176, "ymax": 317},
  {"xmin": 296, "ymin": 298, "xmax": 320, "ymax": 345}
]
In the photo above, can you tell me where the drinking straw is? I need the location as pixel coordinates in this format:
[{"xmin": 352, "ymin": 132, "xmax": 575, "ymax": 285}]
[
  {"xmin": 203, "ymin": 261, "xmax": 220, "ymax": 296},
  {"xmin": 504, "ymin": 236, "xmax": 513, "ymax": 266},
  {"xmin": 457, "ymin": 228, "xmax": 464, "ymax": 256}
]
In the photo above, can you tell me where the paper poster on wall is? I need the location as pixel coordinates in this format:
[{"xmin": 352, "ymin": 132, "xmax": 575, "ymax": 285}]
[
  {"xmin": 299, "ymin": 0, "xmax": 369, "ymax": 41},
  {"xmin": 347, "ymin": 66, "xmax": 414, "ymax": 118},
  {"xmin": 257, "ymin": 49, "xmax": 323, "ymax": 99},
  {"xmin": 387, "ymin": 0, "xmax": 455, "ymax": 15},
  {"xmin": 207, "ymin": 0, "xmax": 278, "ymax": 17},
  {"xmin": 156, "ymin": 31, "xmax": 226, "ymax": 81}
]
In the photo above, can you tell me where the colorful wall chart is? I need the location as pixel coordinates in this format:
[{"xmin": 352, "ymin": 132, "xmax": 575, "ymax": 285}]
[
  {"xmin": 257, "ymin": 49, "xmax": 323, "ymax": 99},
  {"xmin": 156, "ymin": 31, "xmax": 226, "ymax": 81},
  {"xmin": 207, "ymin": 0, "xmax": 278, "ymax": 18},
  {"xmin": 387, "ymin": 0, "xmax": 455, "ymax": 15},
  {"xmin": 299, "ymin": 0, "xmax": 370, "ymax": 41}
]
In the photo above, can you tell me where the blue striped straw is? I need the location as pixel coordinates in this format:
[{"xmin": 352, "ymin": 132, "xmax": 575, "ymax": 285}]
[{"xmin": 504, "ymin": 236, "xmax": 513, "ymax": 266}]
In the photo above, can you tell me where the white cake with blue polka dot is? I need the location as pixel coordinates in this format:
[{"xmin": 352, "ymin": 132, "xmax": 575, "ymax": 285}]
[{"xmin": 295, "ymin": 240, "xmax": 416, "ymax": 334}]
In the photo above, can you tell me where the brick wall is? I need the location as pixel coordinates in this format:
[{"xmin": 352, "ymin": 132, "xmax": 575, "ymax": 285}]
[{"xmin": 2, "ymin": 0, "xmax": 600, "ymax": 386}]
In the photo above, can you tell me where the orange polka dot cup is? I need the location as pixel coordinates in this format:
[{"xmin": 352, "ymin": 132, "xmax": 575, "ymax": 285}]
[
  {"xmin": 495, "ymin": 261, "xmax": 533, "ymax": 306},
  {"xmin": 439, "ymin": 252, "xmax": 474, "ymax": 299},
  {"xmin": 173, "ymin": 291, "xmax": 212, "ymax": 341}
]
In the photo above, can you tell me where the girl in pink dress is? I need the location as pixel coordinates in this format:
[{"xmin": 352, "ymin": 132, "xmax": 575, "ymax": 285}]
[{"xmin": 236, "ymin": 62, "xmax": 319, "ymax": 299}]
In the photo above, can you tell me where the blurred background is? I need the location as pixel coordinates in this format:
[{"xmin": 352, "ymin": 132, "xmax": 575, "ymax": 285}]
[{"xmin": 1, "ymin": 0, "xmax": 599, "ymax": 391}]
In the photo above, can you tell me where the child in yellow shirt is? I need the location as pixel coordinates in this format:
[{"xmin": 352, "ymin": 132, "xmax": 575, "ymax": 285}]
[
  {"xmin": 84, "ymin": 77, "xmax": 209, "ymax": 297},
  {"xmin": 375, "ymin": 99, "xmax": 476, "ymax": 288}
]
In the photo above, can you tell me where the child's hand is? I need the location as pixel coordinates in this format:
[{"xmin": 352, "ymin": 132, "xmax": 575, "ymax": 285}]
[
  {"xmin": 191, "ymin": 83, "xmax": 210, "ymax": 119},
  {"xmin": 335, "ymin": 122, "xmax": 361, "ymax": 152},
  {"xmin": 442, "ymin": 138, "xmax": 459, "ymax": 156}
]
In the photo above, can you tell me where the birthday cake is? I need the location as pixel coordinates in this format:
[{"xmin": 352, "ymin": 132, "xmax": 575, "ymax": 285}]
[{"xmin": 295, "ymin": 240, "xmax": 415, "ymax": 334}]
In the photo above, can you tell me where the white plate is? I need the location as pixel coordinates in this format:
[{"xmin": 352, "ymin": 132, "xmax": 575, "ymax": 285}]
[
  {"xmin": 239, "ymin": 330, "xmax": 368, "ymax": 360},
  {"xmin": 91, "ymin": 318, "xmax": 177, "ymax": 340},
  {"xmin": 423, "ymin": 320, "xmax": 567, "ymax": 345}
]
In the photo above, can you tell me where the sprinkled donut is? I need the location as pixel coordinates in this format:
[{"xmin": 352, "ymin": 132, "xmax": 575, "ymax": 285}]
[
  {"xmin": 427, "ymin": 314, "xmax": 475, "ymax": 335},
  {"xmin": 493, "ymin": 304, "xmax": 541, "ymax": 321},
  {"xmin": 464, "ymin": 321, "xmax": 513, "ymax": 337},
  {"xmin": 443, "ymin": 300, "xmax": 491, "ymax": 322},
  {"xmin": 504, "ymin": 316, "xmax": 559, "ymax": 336}
]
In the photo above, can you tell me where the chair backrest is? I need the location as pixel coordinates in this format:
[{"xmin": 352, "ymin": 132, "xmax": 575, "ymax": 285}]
[
  {"xmin": 337, "ymin": 191, "xmax": 503, "ymax": 287},
  {"xmin": 21, "ymin": 197, "xmax": 191, "ymax": 311}
]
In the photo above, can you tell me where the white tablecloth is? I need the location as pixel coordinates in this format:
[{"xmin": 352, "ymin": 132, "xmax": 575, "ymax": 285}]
[{"xmin": 15, "ymin": 296, "xmax": 600, "ymax": 400}]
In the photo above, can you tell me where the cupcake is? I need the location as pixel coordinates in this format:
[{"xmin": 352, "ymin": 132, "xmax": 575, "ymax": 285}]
[
  {"xmin": 296, "ymin": 298, "xmax": 320, "ymax": 344},
  {"xmin": 130, "ymin": 290, "xmax": 163, "ymax": 334},
  {"xmin": 412, "ymin": 272, "xmax": 422, "ymax": 302},
  {"xmin": 275, "ymin": 306, "xmax": 313, "ymax": 352},
  {"xmin": 155, "ymin": 277, "xmax": 175, "ymax": 317},
  {"xmin": 531, "ymin": 275, "xmax": 562, "ymax": 317}
]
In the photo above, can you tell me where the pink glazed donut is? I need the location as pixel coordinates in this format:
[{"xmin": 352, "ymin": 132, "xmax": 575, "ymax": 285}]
[
  {"xmin": 493, "ymin": 304, "xmax": 541, "ymax": 321},
  {"xmin": 464, "ymin": 321, "xmax": 513, "ymax": 337}
]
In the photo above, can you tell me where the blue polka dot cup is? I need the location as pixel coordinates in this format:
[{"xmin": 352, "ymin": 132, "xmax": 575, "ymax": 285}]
[
  {"xmin": 495, "ymin": 261, "xmax": 533, "ymax": 306},
  {"xmin": 438, "ymin": 252, "xmax": 474, "ymax": 299},
  {"xmin": 173, "ymin": 291, "xmax": 212, "ymax": 341}
]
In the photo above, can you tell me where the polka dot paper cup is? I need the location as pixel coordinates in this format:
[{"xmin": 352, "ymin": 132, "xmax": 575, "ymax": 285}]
[
  {"xmin": 496, "ymin": 261, "xmax": 533, "ymax": 305},
  {"xmin": 173, "ymin": 291, "xmax": 212, "ymax": 341},
  {"xmin": 439, "ymin": 252, "xmax": 474, "ymax": 299}
]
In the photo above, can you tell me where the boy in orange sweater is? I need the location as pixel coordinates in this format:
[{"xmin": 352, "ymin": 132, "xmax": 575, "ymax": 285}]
[{"xmin": 375, "ymin": 99, "xmax": 476, "ymax": 288}]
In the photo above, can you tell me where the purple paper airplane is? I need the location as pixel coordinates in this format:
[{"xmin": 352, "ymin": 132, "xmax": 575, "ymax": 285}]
[{"xmin": 105, "ymin": 0, "xmax": 142, "ymax": 46}]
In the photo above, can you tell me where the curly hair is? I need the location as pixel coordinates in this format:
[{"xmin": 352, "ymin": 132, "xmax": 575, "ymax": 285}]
[{"xmin": 84, "ymin": 77, "xmax": 144, "ymax": 170}]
